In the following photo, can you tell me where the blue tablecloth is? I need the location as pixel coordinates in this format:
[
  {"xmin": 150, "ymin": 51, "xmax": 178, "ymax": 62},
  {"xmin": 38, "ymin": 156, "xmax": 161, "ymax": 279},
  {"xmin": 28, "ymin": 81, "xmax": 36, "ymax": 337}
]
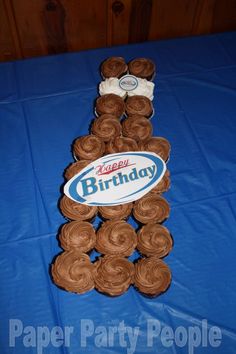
[{"xmin": 1, "ymin": 32, "xmax": 236, "ymax": 354}]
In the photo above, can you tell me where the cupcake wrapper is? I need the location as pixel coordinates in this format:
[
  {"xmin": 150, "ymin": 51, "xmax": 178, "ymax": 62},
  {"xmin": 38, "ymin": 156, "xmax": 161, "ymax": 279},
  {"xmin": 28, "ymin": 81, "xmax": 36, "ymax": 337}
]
[{"xmin": 94, "ymin": 107, "xmax": 124, "ymax": 120}]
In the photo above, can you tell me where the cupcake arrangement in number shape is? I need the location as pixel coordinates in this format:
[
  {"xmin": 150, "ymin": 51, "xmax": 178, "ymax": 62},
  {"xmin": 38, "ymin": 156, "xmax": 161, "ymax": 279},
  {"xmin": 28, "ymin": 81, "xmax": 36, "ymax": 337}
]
[{"xmin": 51, "ymin": 57, "xmax": 173, "ymax": 297}]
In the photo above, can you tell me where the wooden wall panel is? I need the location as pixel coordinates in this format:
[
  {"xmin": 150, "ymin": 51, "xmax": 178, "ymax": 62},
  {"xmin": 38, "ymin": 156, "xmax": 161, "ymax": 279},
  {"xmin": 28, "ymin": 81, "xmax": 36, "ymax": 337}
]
[
  {"xmin": 42, "ymin": 0, "xmax": 68, "ymax": 54},
  {"xmin": 9, "ymin": 0, "xmax": 107, "ymax": 59},
  {"xmin": 129, "ymin": 0, "xmax": 153, "ymax": 43},
  {"xmin": 212, "ymin": 0, "xmax": 236, "ymax": 32},
  {"xmin": 11, "ymin": 0, "xmax": 49, "ymax": 58},
  {"xmin": 148, "ymin": 0, "xmax": 199, "ymax": 40},
  {"xmin": 191, "ymin": 0, "xmax": 216, "ymax": 34},
  {"xmin": 0, "ymin": 0, "xmax": 236, "ymax": 62},
  {"xmin": 61, "ymin": 0, "xmax": 107, "ymax": 52},
  {"xmin": 190, "ymin": 0, "xmax": 236, "ymax": 35},
  {"xmin": 0, "ymin": 0, "xmax": 20, "ymax": 61},
  {"xmin": 107, "ymin": 0, "xmax": 132, "ymax": 46},
  {"xmin": 148, "ymin": 0, "xmax": 236, "ymax": 41}
]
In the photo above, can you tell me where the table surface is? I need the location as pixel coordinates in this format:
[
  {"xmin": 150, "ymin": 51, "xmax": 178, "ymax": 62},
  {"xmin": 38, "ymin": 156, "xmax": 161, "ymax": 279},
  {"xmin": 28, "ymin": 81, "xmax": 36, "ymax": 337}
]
[{"xmin": 1, "ymin": 32, "xmax": 236, "ymax": 354}]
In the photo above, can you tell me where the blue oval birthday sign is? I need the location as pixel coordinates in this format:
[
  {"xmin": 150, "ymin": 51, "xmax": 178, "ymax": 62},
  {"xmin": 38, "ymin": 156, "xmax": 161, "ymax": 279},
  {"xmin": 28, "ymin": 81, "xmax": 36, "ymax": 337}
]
[{"xmin": 64, "ymin": 152, "xmax": 166, "ymax": 206}]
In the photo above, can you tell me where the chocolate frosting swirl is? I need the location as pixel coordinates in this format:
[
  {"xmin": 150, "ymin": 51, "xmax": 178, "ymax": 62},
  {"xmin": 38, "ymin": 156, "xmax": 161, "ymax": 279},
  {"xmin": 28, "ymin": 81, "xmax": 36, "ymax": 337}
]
[
  {"xmin": 64, "ymin": 160, "xmax": 91, "ymax": 180},
  {"xmin": 59, "ymin": 221, "xmax": 96, "ymax": 252},
  {"xmin": 139, "ymin": 137, "xmax": 171, "ymax": 162},
  {"xmin": 101, "ymin": 57, "xmax": 128, "ymax": 78},
  {"xmin": 98, "ymin": 202, "xmax": 133, "ymax": 220},
  {"xmin": 150, "ymin": 170, "xmax": 170, "ymax": 194},
  {"xmin": 91, "ymin": 115, "xmax": 122, "ymax": 142},
  {"xmin": 106, "ymin": 136, "xmax": 138, "ymax": 154},
  {"xmin": 137, "ymin": 223, "xmax": 173, "ymax": 257},
  {"xmin": 122, "ymin": 115, "xmax": 153, "ymax": 142},
  {"xmin": 128, "ymin": 58, "xmax": 155, "ymax": 79},
  {"xmin": 126, "ymin": 95, "xmax": 153, "ymax": 117},
  {"xmin": 51, "ymin": 251, "xmax": 94, "ymax": 294},
  {"xmin": 94, "ymin": 255, "xmax": 134, "ymax": 296},
  {"xmin": 96, "ymin": 94, "xmax": 125, "ymax": 117},
  {"xmin": 96, "ymin": 220, "xmax": 137, "ymax": 256},
  {"xmin": 133, "ymin": 194, "xmax": 170, "ymax": 224},
  {"xmin": 73, "ymin": 135, "xmax": 105, "ymax": 161},
  {"xmin": 59, "ymin": 195, "xmax": 97, "ymax": 221},
  {"xmin": 134, "ymin": 257, "xmax": 171, "ymax": 296}
]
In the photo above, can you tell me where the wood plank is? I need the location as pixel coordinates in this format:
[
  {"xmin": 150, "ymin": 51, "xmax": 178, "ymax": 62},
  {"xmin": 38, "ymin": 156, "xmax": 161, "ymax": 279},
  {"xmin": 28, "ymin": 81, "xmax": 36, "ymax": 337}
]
[
  {"xmin": 129, "ymin": 0, "xmax": 153, "ymax": 43},
  {"xmin": 191, "ymin": 0, "xmax": 215, "ymax": 34},
  {"xmin": 10, "ymin": 0, "xmax": 107, "ymax": 59},
  {"xmin": 42, "ymin": 0, "xmax": 68, "ymax": 54},
  {"xmin": 61, "ymin": 0, "xmax": 107, "ymax": 51},
  {"xmin": 149, "ymin": 0, "xmax": 236, "ymax": 40},
  {"xmin": 149, "ymin": 0, "xmax": 199, "ymax": 40},
  {"xmin": 212, "ymin": 0, "xmax": 236, "ymax": 32},
  {"xmin": 0, "ymin": 0, "xmax": 20, "ymax": 61},
  {"xmin": 107, "ymin": 0, "xmax": 132, "ymax": 46},
  {"xmin": 11, "ymin": 0, "xmax": 49, "ymax": 58},
  {"xmin": 2, "ymin": 0, "xmax": 236, "ymax": 62},
  {"xmin": 192, "ymin": 0, "xmax": 236, "ymax": 35}
]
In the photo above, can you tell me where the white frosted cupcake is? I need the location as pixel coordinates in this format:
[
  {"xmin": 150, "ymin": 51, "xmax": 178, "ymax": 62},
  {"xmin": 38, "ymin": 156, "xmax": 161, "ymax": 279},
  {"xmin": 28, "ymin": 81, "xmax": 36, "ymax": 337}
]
[
  {"xmin": 127, "ymin": 78, "xmax": 154, "ymax": 101},
  {"xmin": 99, "ymin": 78, "xmax": 127, "ymax": 99}
]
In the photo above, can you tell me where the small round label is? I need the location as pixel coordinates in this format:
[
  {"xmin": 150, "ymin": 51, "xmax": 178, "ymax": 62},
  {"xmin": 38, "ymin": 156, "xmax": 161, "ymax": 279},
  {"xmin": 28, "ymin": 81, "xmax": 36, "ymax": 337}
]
[{"xmin": 119, "ymin": 75, "xmax": 138, "ymax": 92}]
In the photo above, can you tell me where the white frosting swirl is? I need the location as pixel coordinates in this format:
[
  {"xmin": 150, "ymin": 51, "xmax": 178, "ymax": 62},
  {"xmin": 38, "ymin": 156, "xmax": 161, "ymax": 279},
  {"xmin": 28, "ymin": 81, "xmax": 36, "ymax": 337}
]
[
  {"xmin": 99, "ymin": 78, "xmax": 126, "ymax": 98},
  {"xmin": 99, "ymin": 77, "xmax": 155, "ymax": 101},
  {"xmin": 127, "ymin": 78, "xmax": 154, "ymax": 100}
]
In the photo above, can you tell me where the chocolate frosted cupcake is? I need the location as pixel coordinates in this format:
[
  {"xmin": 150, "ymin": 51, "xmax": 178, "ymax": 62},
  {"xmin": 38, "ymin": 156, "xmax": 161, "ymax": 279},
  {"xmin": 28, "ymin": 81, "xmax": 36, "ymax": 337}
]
[
  {"xmin": 126, "ymin": 95, "xmax": 153, "ymax": 118},
  {"xmin": 91, "ymin": 114, "xmax": 122, "ymax": 142},
  {"xmin": 96, "ymin": 220, "xmax": 137, "ymax": 256},
  {"xmin": 64, "ymin": 160, "xmax": 91, "ymax": 180},
  {"xmin": 133, "ymin": 194, "xmax": 170, "ymax": 224},
  {"xmin": 94, "ymin": 255, "xmax": 134, "ymax": 296},
  {"xmin": 106, "ymin": 136, "xmax": 138, "ymax": 154},
  {"xmin": 51, "ymin": 251, "xmax": 94, "ymax": 294},
  {"xmin": 96, "ymin": 94, "xmax": 125, "ymax": 117},
  {"xmin": 98, "ymin": 202, "xmax": 133, "ymax": 220},
  {"xmin": 122, "ymin": 115, "xmax": 153, "ymax": 142},
  {"xmin": 73, "ymin": 135, "xmax": 105, "ymax": 161},
  {"xmin": 128, "ymin": 58, "xmax": 155, "ymax": 80},
  {"xmin": 59, "ymin": 195, "xmax": 97, "ymax": 221},
  {"xmin": 134, "ymin": 257, "xmax": 171, "ymax": 296},
  {"xmin": 101, "ymin": 57, "xmax": 127, "ymax": 78},
  {"xmin": 150, "ymin": 170, "xmax": 170, "ymax": 194},
  {"xmin": 139, "ymin": 137, "xmax": 171, "ymax": 162},
  {"xmin": 137, "ymin": 224, "xmax": 173, "ymax": 258},
  {"xmin": 59, "ymin": 221, "xmax": 96, "ymax": 252}
]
